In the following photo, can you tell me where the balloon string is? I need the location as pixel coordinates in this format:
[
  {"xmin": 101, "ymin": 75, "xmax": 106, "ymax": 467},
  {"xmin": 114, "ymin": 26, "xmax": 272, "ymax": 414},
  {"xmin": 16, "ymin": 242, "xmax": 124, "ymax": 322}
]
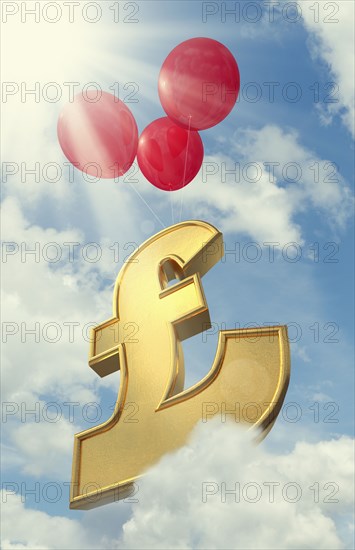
[
  {"xmin": 179, "ymin": 114, "xmax": 192, "ymax": 223},
  {"xmin": 127, "ymin": 180, "xmax": 166, "ymax": 229},
  {"xmin": 169, "ymin": 182, "xmax": 174, "ymax": 225}
]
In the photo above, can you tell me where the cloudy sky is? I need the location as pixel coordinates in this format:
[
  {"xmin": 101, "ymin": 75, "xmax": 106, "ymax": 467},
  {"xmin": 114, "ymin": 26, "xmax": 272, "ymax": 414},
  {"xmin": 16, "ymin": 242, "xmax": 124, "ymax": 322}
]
[{"xmin": 1, "ymin": 1, "xmax": 354, "ymax": 548}]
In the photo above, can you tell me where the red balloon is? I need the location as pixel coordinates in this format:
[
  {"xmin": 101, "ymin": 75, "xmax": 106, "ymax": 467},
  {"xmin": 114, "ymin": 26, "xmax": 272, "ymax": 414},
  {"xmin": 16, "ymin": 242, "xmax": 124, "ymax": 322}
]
[
  {"xmin": 137, "ymin": 117, "xmax": 204, "ymax": 191},
  {"xmin": 57, "ymin": 91, "xmax": 138, "ymax": 179},
  {"xmin": 158, "ymin": 37, "xmax": 240, "ymax": 131}
]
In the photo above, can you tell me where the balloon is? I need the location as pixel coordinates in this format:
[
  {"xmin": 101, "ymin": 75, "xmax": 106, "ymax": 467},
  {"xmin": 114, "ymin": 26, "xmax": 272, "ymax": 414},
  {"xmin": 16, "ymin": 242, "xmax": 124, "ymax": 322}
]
[
  {"xmin": 158, "ymin": 37, "xmax": 240, "ymax": 131},
  {"xmin": 57, "ymin": 91, "xmax": 138, "ymax": 179},
  {"xmin": 137, "ymin": 117, "xmax": 204, "ymax": 191}
]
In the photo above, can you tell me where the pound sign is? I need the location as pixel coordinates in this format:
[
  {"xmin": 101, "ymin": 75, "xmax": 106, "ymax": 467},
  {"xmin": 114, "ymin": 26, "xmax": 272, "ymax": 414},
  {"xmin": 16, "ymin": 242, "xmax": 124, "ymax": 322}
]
[{"xmin": 70, "ymin": 221, "xmax": 290, "ymax": 509}]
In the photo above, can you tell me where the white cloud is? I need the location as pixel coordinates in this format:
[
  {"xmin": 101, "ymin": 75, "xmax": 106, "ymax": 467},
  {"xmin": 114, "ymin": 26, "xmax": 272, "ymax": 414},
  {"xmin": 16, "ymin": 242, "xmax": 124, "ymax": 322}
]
[
  {"xmin": 234, "ymin": 125, "xmax": 352, "ymax": 225},
  {"xmin": 0, "ymin": 492, "xmax": 106, "ymax": 550},
  {"xmin": 151, "ymin": 124, "xmax": 352, "ymax": 244},
  {"xmin": 120, "ymin": 421, "xmax": 354, "ymax": 550},
  {"xmin": 8, "ymin": 417, "xmax": 77, "ymax": 479},
  {"xmin": 1, "ymin": 196, "xmax": 112, "ymax": 405},
  {"xmin": 0, "ymin": 194, "xmax": 138, "ymax": 389},
  {"xmin": 2, "ymin": 422, "xmax": 353, "ymax": 550},
  {"xmin": 0, "ymin": 487, "xmax": 133, "ymax": 550},
  {"xmin": 301, "ymin": 0, "xmax": 355, "ymax": 136}
]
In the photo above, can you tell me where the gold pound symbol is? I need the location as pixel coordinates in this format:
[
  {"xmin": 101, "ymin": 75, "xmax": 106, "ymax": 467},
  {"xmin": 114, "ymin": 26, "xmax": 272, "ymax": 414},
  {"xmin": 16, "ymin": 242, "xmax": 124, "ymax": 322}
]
[{"xmin": 70, "ymin": 221, "xmax": 290, "ymax": 509}]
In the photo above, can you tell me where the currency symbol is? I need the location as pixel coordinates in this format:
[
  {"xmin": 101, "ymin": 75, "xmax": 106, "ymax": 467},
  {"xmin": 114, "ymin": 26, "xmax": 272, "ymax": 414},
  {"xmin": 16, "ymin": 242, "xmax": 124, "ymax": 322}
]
[{"xmin": 70, "ymin": 221, "xmax": 290, "ymax": 509}]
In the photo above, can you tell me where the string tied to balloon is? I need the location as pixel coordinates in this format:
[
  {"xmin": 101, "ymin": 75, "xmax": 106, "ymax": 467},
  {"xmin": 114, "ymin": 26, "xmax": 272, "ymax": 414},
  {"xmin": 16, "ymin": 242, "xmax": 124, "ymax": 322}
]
[{"xmin": 179, "ymin": 114, "xmax": 192, "ymax": 222}]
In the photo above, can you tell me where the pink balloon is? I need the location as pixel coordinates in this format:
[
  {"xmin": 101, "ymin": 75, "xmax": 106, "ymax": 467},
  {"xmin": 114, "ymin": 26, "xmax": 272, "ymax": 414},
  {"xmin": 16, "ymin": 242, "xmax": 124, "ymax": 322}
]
[
  {"xmin": 137, "ymin": 117, "xmax": 204, "ymax": 191},
  {"xmin": 158, "ymin": 37, "xmax": 240, "ymax": 130},
  {"xmin": 57, "ymin": 91, "xmax": 138, "ymax": 179}
]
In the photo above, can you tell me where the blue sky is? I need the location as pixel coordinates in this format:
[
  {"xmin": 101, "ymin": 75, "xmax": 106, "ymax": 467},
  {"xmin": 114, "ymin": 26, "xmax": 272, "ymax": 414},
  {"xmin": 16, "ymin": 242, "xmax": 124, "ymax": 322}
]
[{"xmin": 1, "ymin": 1, "xmax": 354, "ymax": 548}]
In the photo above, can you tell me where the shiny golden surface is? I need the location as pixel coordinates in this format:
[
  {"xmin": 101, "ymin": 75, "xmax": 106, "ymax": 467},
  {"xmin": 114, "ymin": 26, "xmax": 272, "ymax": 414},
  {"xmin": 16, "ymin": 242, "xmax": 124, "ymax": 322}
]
[{"xmin": 70, "ymin": 221, "xmax": 290, "ymax": 510}]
